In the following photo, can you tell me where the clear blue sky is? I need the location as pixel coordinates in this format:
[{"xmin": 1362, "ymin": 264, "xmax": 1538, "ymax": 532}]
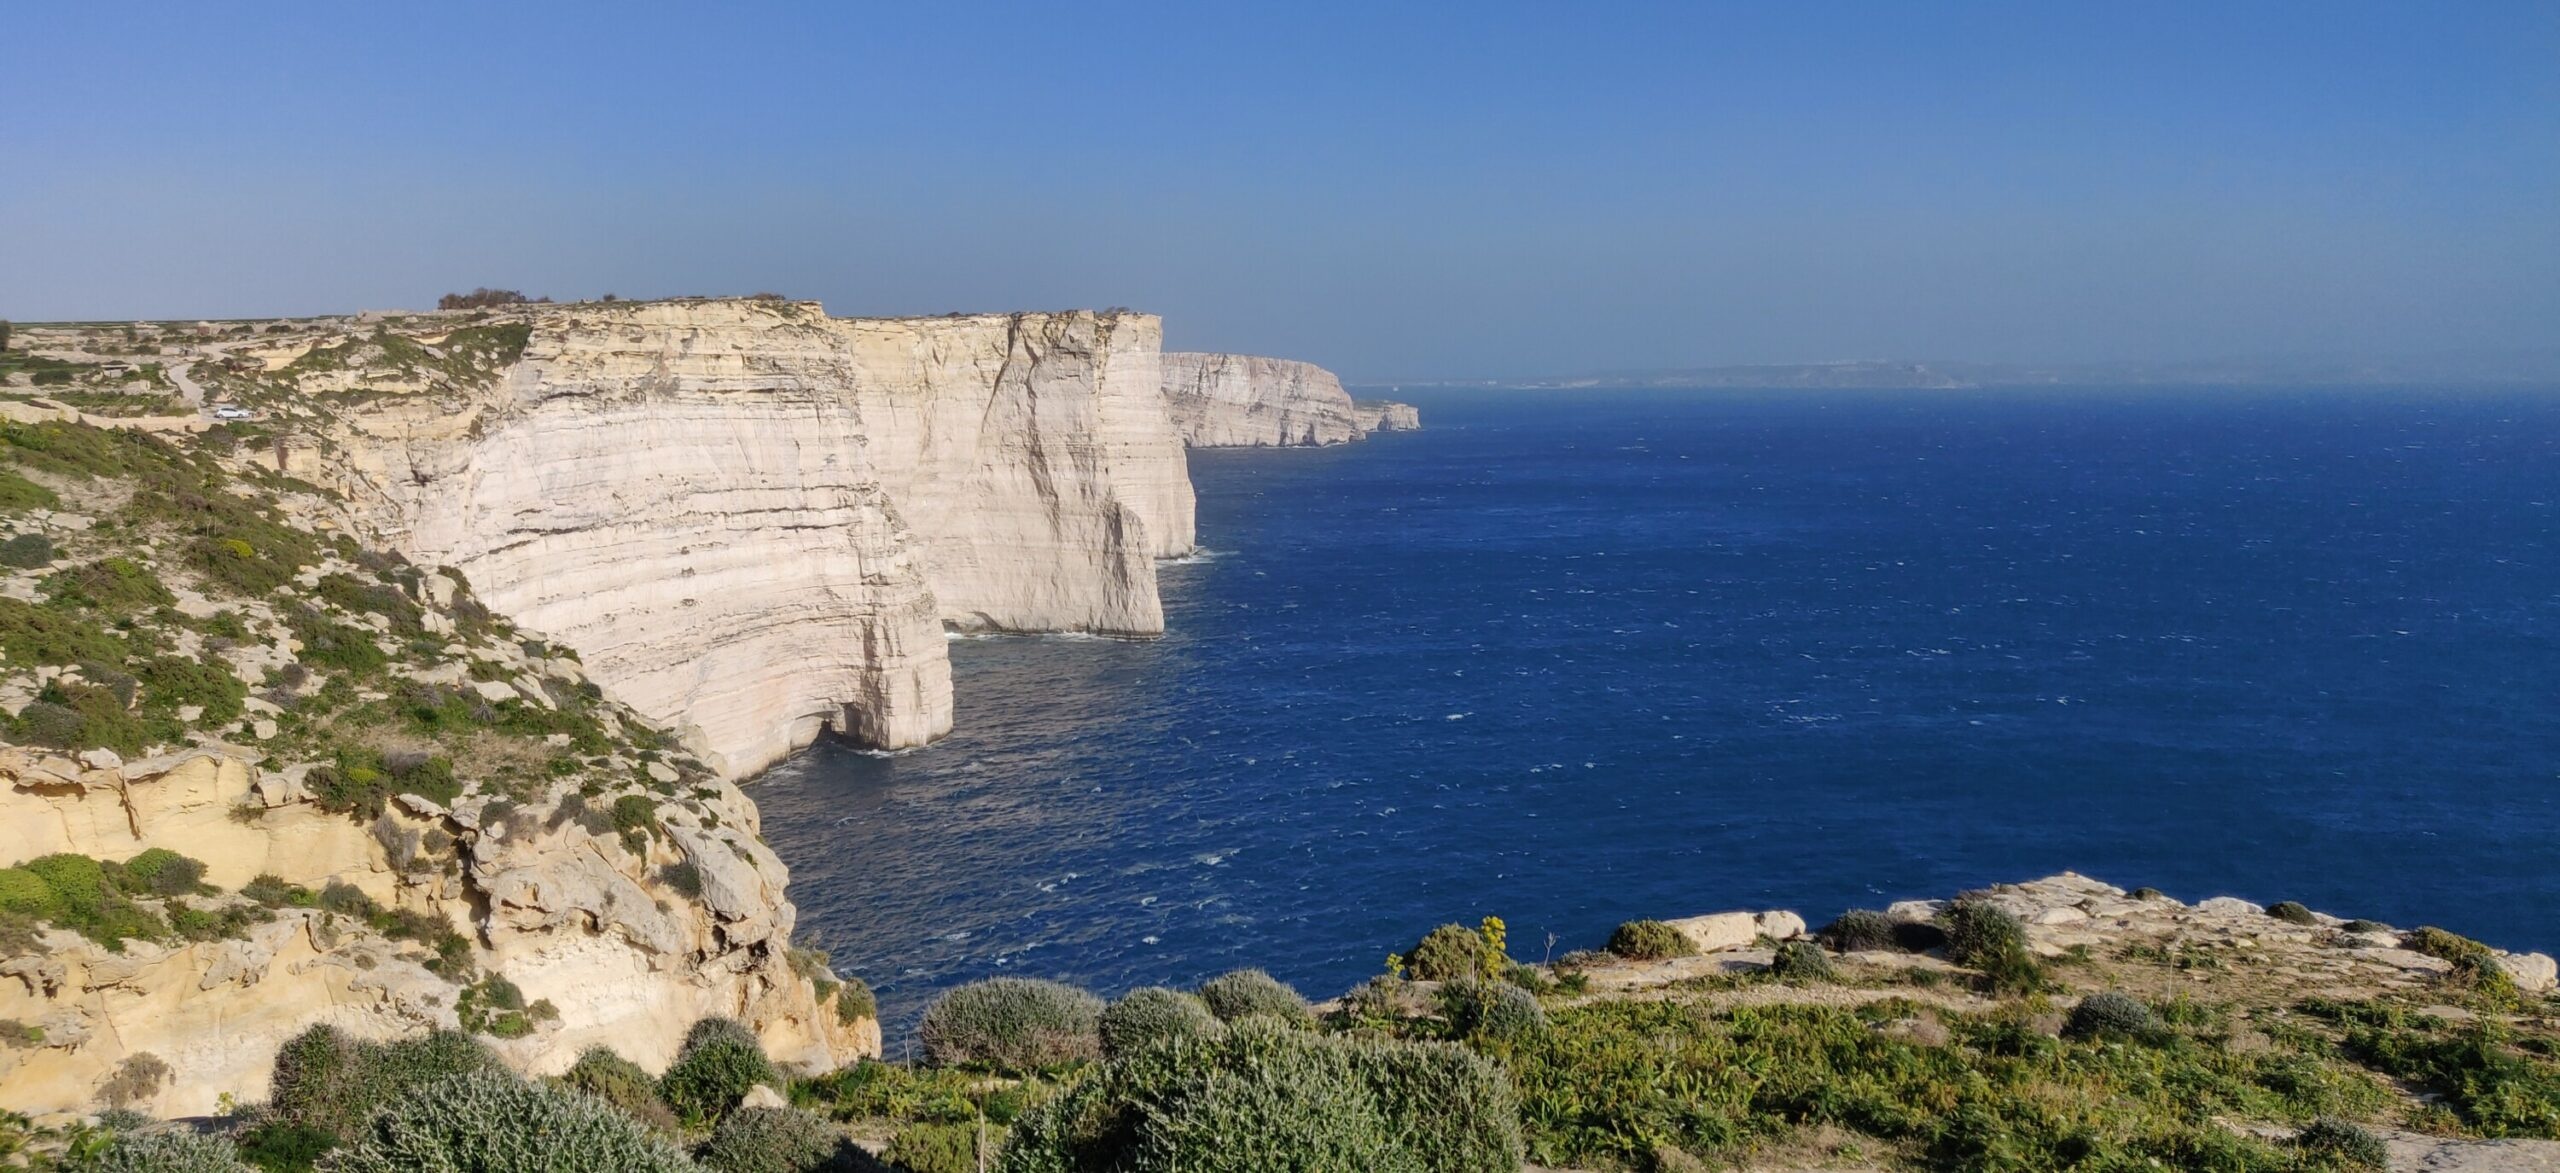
[{"xmin": 4, "ymin": 2, "xmax": 2553, "ymax": 379}]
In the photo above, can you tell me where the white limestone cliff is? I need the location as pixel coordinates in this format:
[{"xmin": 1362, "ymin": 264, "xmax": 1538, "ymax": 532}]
[
  {"xmin": 1354, "ymin": 399, "xmax": 1422, "ymax": 433},
  {"xmin": 311, "ymin": 301, "xmax": 1196, "ymax": 779},
  {"xmin": 1160, "ymin": 351, "xmax": 1421, "ymax": 448}
]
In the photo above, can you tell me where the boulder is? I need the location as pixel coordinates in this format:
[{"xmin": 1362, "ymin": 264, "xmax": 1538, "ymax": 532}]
[
  {"xmin": 1665, "ymin": 910, "xmax": 1804, "ymax": 953},
  {"xmin": 2498, "ymin": 951, "xmax": 2558, "ymax": 993}
]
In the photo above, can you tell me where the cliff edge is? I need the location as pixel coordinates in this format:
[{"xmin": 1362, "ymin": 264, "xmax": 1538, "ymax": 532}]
[{"xmin": 1161, "ymin": 351, "xmax": 1420, "ymax": 447}]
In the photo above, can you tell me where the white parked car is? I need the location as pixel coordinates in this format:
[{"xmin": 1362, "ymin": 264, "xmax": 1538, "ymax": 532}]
[{"xmin": 211, "ymin": 406, "xmax": 256, "ymax": 421}]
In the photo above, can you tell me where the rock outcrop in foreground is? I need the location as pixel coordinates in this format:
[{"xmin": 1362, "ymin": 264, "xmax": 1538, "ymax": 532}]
[{"xmin": 1161, "ymin": 351, "xmax": 1418, "ymax": 447}]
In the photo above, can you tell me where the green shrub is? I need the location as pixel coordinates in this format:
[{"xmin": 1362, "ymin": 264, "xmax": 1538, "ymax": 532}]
[
  {"xmin": 0, "ymin": 868, "xmax": 54, "ymax": 917},
  {"xmin": 1197, "ymin": 968, "xmax": 1312, "ymax": 1028},
  {"xmin": 269, "ymin": 1024, "xmax": 502, "ymax": 1142},
  {"xmin": 1098, "ymin": 987, "xmax": 1224, "ymax": 1058},
  {"xmin": 1605, "ymin": 919, "xmax": 1694, "ymax": 961},
  {"xmin": 1406, "ymin": 922, "xmax": 1489, "ymax": 980},
  {"xmin": 232, "ymin": 1120, "xmax": 337, "ymax": 1171},
  {"xmin": 0, "ymin": 532, "xmax": 55, "ymax": 568},
  {"xmin": 286, "ymin": 608, "xmax": 386, "ymax": 674},
  {"xmin": 697, "ymin": 1105, "xmax": 860, "ymax": 1173},
  {"xmin": 41, "ymin": 556, "xmax": 172, "ymax": 614},
  {"xmin": 1438, "ymin": 977, "xmax": 1549, "ymax": 1044},
  {"xmin": 93, "ymin": 1130, "xmax": 257, "ymax": 1173},
  {"xmin": 1940, "ymin": 899, "xmax": 2043, "ymax": 992},
  {"xmin": 556, "ymin": 1046, "xmax": 680, "ymax": 1137},
  {"xmin": 2064, "ymin": 991, "xmax": 2163, "ymax": 1042},
  {"xmin": 2403, "ymin": 926, "xmax": 2521, "ymax": 999},
  {"xmin": 13, "ymin": 853, "xmax": 164, "ymax": 950},
  {"xmin": 9, "ymin": 700, "xmax": 86, "ymax": 749},
  {"xmin": 2292, "ymin": 1118, "xmax": 2387, "ymax": 1169},
  {"xmin": 0, "ymin": 596, "xmax": 127, "ymax": 666},
  {"xmin": 998, "ymin": 1017, "xmax": 1522, "ymax": 1173},
  {"xmin": 2268, "ymin": 901, "xmax": 2319, "ymax": 926},
  {"xmin": 2343, "ymin": 919, "xmax": 2390, "ymax": 934},
  {"xmin": 659, "ymin": 1016, "xmax": 781, "ymax": 1127},
  {"xmin": 1815, "ymin": 909, "xmax": 1899, "ymax": 953},
  {"xmin": 242, "ymin": 874, "xmax": 313, "ymax": 908},
  {"xmin": 119, "ymin": 847, "xmax": 207, "ymax": 897},
  {"xmin": 888, "ymin": 1120, "xmax": 982, "ymax": 1173},
  {"xmin": 1768, "ymin": 940, "xmax": 1836, "ymax": 983},
  {"xmin": 316, "ymin": 879, "xmax": 380, "ymax": 918},
  {"xmin": 917, "ymin": 978, "xmax": 1103, "ymax": 1071},
  {"xmin": 793, "ymin": 1059, "xmax": 980, "ymax": 1127},
  {"xmin": 322, "ymin": 1069, "xmax": 695, "ymax": 1172},
  {"xmin": 834, "ymin": 976, "xmax": 876, "ymax": 1025}
]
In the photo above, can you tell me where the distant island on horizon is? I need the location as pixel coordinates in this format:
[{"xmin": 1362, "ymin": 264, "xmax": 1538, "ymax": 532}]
[{"xmin": 1358, "ymin": 350, "xmax": 2560, "ymax": 392}]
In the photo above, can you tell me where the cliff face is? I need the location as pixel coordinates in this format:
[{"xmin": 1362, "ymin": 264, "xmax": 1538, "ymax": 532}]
[
  {"xmin": 0, "ymin": 746, "xmax": 872, "ymax": 1118},
  {"xmin": 1354, "ymin": 399, "xmax": 1422, "ymax": 432},
  {"xmin": 1160, "ymin": 352, "xmax": 1420, "ymax": 447},
  {"xmin": 316, "ymin": 302, "xmax": 1196, "ymax": 779}
]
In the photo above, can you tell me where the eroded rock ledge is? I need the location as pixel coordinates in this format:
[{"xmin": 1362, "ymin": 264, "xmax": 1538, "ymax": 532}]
[{"xmin": 1161, "ymin": 351, "xmax": 1419, "ymax": 448}]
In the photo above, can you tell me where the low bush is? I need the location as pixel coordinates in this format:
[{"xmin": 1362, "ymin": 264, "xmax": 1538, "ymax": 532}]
[
  {"xmin": 999, "ymin": 1017, "xmax": 1522, "ymax": 1173},
  {"xmin": 3, "ymin": 853, "xmax": 165, "ymax": 950},
  {"xmin": 1606, "ymin": 919, "xmax": 1694, "ymax": 961},
  {"xmin": 323, "ymin": 1069, "xmax": 695, "ymax": 1172},
  {"xmin": 834, "ymin": 976, "xmax": 876, "ymax": 1025},
  {"xmin": 1767, "ymin": 940, "xmax": 1836, "ymax": 983},
  {"xmin": 917, "ymin": 978, "xmax": 1103, "ymax": 1071},
  {"xmin": 1197, "ymin": 968, "xmax": 1312, "ymax": 1028},
  {"xmin": 2292, "ymin": 1118, "xmax": 2388, "ymax": 1169},
  {"xmin": 697, "ymin": 1105, "xmax": 863, "ymax": 1173},
  {"xmin": 1406, "ymin": 922, "xmax": 1488, "ymax": 980},
  {"xmin": 1815, "ymin": 909, "xmax": 1899, "ymax": 953},
  {"xmin": 2268, "ymin": 901, "xmax": 2319, "ymax": 926},
  {"xmin": 118, "ymin": 847, "xmax": 207, "ymax": 897},
  {"xmin": 1940, "ymin": 900, "xmax": 2043, "ymax": 992},
  {"xmin": 1098, "ymin": 987, "xmax": 1223, "ymax": 1058},
  {"xmin": 659, "ymin": 1016, "xmax": 782, "ymax": 1127},
  {"xmin": 885, "ymin": 1121, "xmax": 981, "ymax": 1173},
  {"xmin": 268, "ymin": 1024, "xmax": 502, "ymax": 1143},
  {"xmin": 1438, "ymin": 977, "xmax": 1549, "ymax": 1044},
  {"xmin": 2403, "ymin": 926, "xmax": 2520, "ymax": 999},
  {"xmin": 555, "ymin": 1045, "xmax": 680, "ymax": 1137},
  {"xmin": 792, "ymin": 1059, "xmax": 980, "ymax": 1126},
  {"xmin": 2064, "ymin": 991, "xmax": 2163, "ymax": 1042},
  {"xmin": 93, "ymin": 1130, "xmax": 257, "ymax": 1173},
  {"xmin": 0, "ymin": 532, "xmax": 54, "ymax": 568}
]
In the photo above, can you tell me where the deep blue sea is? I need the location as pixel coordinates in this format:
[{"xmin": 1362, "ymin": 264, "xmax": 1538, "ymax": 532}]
[{"xmin": 755, "ymin": 388, "xmax": 2560, "ymax": 1036}]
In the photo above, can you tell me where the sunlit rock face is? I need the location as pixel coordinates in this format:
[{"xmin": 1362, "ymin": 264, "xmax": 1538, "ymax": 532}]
[
  {"xmin": 323, "ymin": 301, "xmax": 1195, "ymax": 778},
  {"xmin": 1161, "ymin": 352, "xmax": 1367, "ymax": 447},
  {"xmin": 0, "ymin": 744, "xmax": 877, "ymax": 1119}
]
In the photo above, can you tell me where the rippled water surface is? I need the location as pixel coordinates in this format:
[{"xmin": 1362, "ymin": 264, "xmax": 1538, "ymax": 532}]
[{"xmin": 753, "ymin": 388, "xmax": 2560, "ymax": 1035}]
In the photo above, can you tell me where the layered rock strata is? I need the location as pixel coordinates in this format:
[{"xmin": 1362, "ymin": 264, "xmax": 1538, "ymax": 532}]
[
  {"xmin": 1161, "ymin": 351, "xmax": 1420, "ymax": 447},
  {"xmin": 314, "ymin": 301, "xmax": 1197, "ymax": 778}
]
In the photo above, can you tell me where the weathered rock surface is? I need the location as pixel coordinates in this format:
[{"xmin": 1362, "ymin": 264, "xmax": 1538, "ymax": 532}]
[
  {"xmin": 0, "ymin": 745, "xmax": 877, "ymax": 1118},
  {"xmin": 1161, "ymin": 352, "xmax": 1420, "ymax": 448},
  {"xmin": 1354, "ymin": 399, "xmax": 1423, "ymax": 432},
  {"xmin": 316, "ymin": 301, "xmax": 1196, "ymax": 778}
]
